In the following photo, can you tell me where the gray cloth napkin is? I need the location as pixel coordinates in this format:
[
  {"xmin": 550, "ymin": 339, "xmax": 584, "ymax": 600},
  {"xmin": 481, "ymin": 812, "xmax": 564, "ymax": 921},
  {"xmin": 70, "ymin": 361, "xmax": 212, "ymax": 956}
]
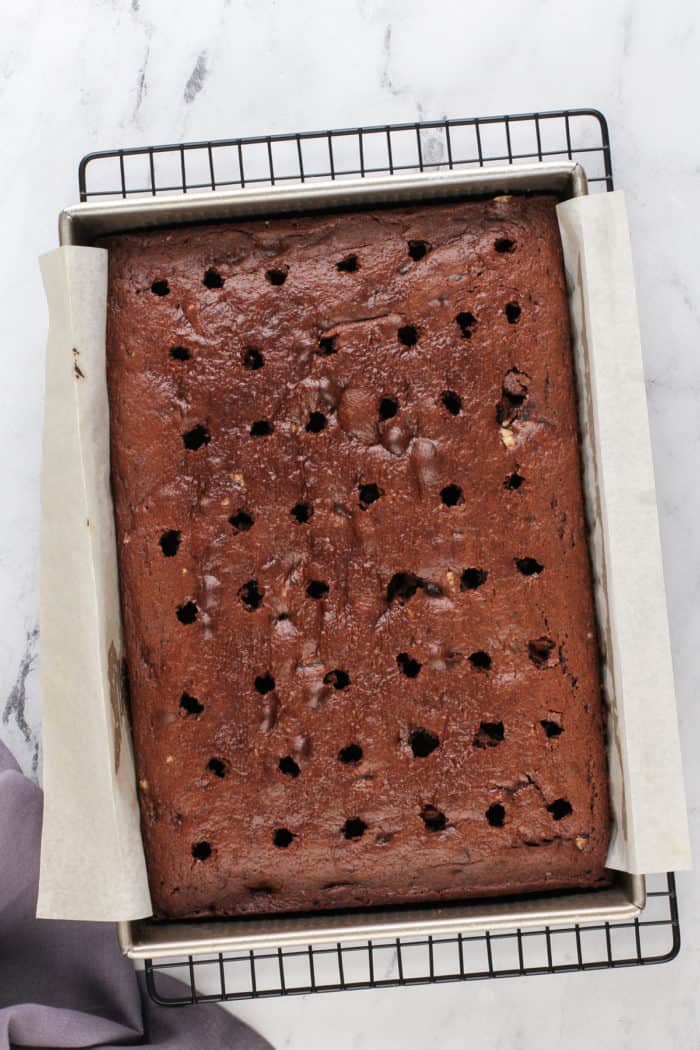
[{"xmin": 0, "ymin": 741, "xmax": 273, "ymax": 1050}]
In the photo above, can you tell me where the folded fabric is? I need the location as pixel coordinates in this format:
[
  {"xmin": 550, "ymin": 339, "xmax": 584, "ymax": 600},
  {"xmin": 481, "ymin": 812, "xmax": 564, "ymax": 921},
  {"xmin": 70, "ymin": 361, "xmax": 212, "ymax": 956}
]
[{"xmin": 0, "ymin": 740, "xmax": 272, "ymax": 1050}]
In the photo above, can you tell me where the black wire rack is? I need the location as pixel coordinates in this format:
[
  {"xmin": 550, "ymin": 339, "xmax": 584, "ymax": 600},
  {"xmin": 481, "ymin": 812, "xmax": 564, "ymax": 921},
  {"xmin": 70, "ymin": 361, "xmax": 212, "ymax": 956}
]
[
  {"xmin": 79, "ymin": 109, "xmax": 679, "ymax": 1005},
  {"xmin": 79, "ymin": 108, "xmax": 613, "ymax": 201}
]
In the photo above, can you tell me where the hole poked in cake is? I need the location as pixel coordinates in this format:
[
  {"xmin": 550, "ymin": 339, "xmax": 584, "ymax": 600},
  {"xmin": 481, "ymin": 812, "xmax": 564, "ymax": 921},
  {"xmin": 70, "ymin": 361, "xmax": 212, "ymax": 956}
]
[
  {"xmin": 150, "ymin": 279, "xmax": 170, "ymax": 296},
  {"xmin": 505, "ymin": 301, "xmax": 521, "ymax": 324},
  {"xmin": 273, "ymin": 828, "xmax": 296, "ymax": 847},
  {"xmin": 229, "ymin": 509, "xmax": 254, "ymax": 532},
  {"xmin": 183, "ymin": 424, "xmax": 210, "ymax": 450},
  {"xmin": 306, "ymin": 579, "xmax": 329, "ymax": 600},
  {"xmin": 409, "ymin": 727, "xmax": 439, "ymax": 758},
  {"xmin": 250, "ymin": 420, "xmax": 274, "ymax": 437},
  {"xmin": 421, "ymin": 805, "xmax": 447, "ymax": 832},
  {"xmin": 441, "ymin": 390, "xmax": 462, "ymax": 415},
  {"xmin": 203, "ymin": 267, "xmax": 224, "ymax": 289},
  {"xmin": 386, "ymin": 571, "xmax": 423, "ymax": 604},
  {"xmin": 338, "ymin": 743, "xmax": 363, "ymax": 764},
  {"xmin": 207, "ymin": 757, "xmax": 227, "ymax": 778},
  {"xmin": 318, "ymin": 335, "xmax": 337, "ymax": 356},
  {"xmin": 528, "ymin": 637, "xmax": 556, "ymax": 668},
  {"xmin": 254, "ymin": 673, "xmax": 275, "ymax": 694},
  {"xmin": 176, "ymin": 600, "xmax": 198, "ymax": 625},
  {"xmin": 474, "ymin": 721, "xmax": 504, "ymax": 748},
  {"xmin": 408, "ymin": 239, "xmax": 431, "ymax": 261},
  {"xmin": 547, "ymin": 798, "xmax": 573, "ymax": 821},
  {"xmin": 505, "ymin": 471, "xmax": 525, "ymax": 491},
  {"xmin": 397, "ymin": 324, "xmax": 419, "ymax": 347},
  {"xmin": 540, "ymin": 718, "xmax": 564, "ymax": 738},
  {"xmin": 460, "ymin": 567, "xmax": 487, "ymax": 591},
  {"xmin": 379, "ymin": 397, "xmax": 399, "ymax": 420},
  {"xmin": 159, "ymin": 530, "xmax": 181, "ymax": 557},
  {"xmin": 179, "ymin": 691, "xmax": 204, "ymax": 716},
  {"xmin": 266, "ymin": 268, "xmax": 288, "ymax": 286},
  {"xmin": 239, "ymin": 579, "xmax": 263, "ymax": 610},
  {"xmin": 497, "ymin": 369, "xmax": 530, "ymax": 425},
  {"xmin": 397, "ymin": 652, "xmax": 422, "ymax": 678},
  {"xmin": 516, "ymin": 556, "xmax": 544, "ymax": 576},
  {"xmin": 291, "ymin": 501, "xmax": 313, "ymax": 524},
  {"xmin": 192, "ymin": 840, "xmax": 212, "ymax": 860},
  {"xmin": 469, "ymin": 650, "xmax": 492, "ymax": 672},
  {"xmin": 440, "ymin": 483, "xmax": 464, "ymax": 507},
  {"xmin": 358, "ymin": 482, "xmax": 382, "ymax": 509},
  {"xmin": 279, "ymin": 755, "xmax": 301, "ymax": 778},
  {"xmin": 337, "ymin": 254, "xmax": 359, "ymax": 272},
  {"xmin": 494, "ymin": 237, "xmax": 516, "ymax": 253},
  {"xmin": 324, "ymin": 669, "xmax": 350, "ymax": 690},
  {"xmin": 306, "ymin": 411, "xmax": 327, "ymax": 433},
  {"xmin": 342, "ymin": 817, "xmax": 367, "ymax": 840},
  {"xmin": 243, "ymin": 346, "xmax": 264, "ymax": 370},
  {"xmin": 485, "ymin": 803, "xmax": 506, "ymax": 827},
  {"xmin": 455, "ymin": 311, "xmax": 477, "ymax": 338},
  {"xmin": 169, "ymin": 345, "xmax": 191, "ymax": 361}
]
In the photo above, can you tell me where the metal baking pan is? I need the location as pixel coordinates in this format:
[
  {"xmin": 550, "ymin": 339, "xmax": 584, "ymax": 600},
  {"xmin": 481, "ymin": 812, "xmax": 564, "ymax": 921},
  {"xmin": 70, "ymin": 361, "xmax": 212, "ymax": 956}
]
[
  {"xmin": 120, "ymin": 872, "xmax": 644, "ymax": 960},
  {"xmin": 59, "ymin": 160, "xmax": 587, "ymax": 245},
  {"xmin": 58, "ymin": 160, "xmax": 645, "ymax": 958}
]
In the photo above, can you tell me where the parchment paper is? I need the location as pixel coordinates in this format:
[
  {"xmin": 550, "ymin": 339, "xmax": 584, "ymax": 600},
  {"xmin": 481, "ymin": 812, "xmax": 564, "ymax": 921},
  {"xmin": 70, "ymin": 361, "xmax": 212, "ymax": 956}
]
[
  {"xmin": 38, "ymin": 247, "xmax": 151, "ymax": 920},
  {"xmin": 557, "ymin": 191, "xmax": 690, "ymax": 873},
  {"xmin": 36, "ymin": 190, "xmax": 690, "ymax": 922}
]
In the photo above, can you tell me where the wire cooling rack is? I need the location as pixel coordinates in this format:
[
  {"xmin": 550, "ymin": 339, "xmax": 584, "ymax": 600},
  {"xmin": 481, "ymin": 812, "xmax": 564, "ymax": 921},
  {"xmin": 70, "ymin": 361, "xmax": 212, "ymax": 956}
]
[
  {"xmin": 78, "ymin": 110, "xmax": 679, "ymax": 1005},
  {"xmin": 79, "ymin": 108, "xmax": 613, "ymax": 200}
]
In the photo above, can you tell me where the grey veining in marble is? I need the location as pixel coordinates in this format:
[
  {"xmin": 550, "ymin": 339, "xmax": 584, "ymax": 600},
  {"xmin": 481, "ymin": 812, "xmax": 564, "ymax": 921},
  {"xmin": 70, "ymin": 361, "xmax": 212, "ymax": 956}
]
[{"xmin": 1, "ymin": 0, "xmax": 698, "ymax": 1046}]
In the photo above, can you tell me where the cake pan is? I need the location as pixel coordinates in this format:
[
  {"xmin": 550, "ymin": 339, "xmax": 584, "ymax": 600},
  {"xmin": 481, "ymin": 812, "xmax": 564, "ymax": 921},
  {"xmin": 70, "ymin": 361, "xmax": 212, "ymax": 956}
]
[
  {"xmin": 119, "ymin": 872, "xmax": 644, "ymax": 960},
  {"xmin": 58, "ymin": 160, "xmax": 587, "ymax": 245},
  {"xmin": 56, "ymin": 160, "xmax": 645, "ymax": 958}
]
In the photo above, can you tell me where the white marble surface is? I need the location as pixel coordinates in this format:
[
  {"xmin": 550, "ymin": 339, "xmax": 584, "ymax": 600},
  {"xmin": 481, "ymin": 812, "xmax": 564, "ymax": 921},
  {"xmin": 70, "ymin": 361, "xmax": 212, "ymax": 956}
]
[{"xmin": 1, "ymin": 0, "xmax": 698, "ymax": 1045}]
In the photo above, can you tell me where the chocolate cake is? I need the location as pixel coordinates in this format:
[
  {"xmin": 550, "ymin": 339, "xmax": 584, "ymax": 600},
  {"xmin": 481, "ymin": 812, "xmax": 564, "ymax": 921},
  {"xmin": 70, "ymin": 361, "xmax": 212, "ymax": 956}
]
[{"xmin": 102, "ymin": 193, "xmax": 610, "ymax": 919}]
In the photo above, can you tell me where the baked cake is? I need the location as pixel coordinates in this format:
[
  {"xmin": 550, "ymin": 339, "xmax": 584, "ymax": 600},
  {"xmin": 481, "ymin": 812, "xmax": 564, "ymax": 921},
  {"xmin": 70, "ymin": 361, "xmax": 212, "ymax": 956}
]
[{"xmin": 102, "ymin": 194, "xmax": 610, "ymax": 919}]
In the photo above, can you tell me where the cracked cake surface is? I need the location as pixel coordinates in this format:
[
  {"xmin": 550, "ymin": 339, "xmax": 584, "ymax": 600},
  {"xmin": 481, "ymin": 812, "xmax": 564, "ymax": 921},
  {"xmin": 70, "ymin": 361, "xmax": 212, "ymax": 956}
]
[{"xmin": 102, "ymin": 193, "xmax": 610, "ymax": 919}]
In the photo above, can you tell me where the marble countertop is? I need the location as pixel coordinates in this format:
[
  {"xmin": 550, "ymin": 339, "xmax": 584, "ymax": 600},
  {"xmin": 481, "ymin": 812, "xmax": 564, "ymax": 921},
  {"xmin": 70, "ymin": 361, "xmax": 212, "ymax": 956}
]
[{"xmin": 1, "ymin": 0, "xmax": 698, "ymax": 1046}]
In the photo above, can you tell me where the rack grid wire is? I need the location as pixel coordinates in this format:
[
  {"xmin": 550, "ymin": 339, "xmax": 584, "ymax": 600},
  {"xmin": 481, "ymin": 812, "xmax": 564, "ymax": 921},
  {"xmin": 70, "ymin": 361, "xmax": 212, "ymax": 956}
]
[{"xmin": 78, "ymin": 109, "xmax": 679, "ymax": 1006}]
